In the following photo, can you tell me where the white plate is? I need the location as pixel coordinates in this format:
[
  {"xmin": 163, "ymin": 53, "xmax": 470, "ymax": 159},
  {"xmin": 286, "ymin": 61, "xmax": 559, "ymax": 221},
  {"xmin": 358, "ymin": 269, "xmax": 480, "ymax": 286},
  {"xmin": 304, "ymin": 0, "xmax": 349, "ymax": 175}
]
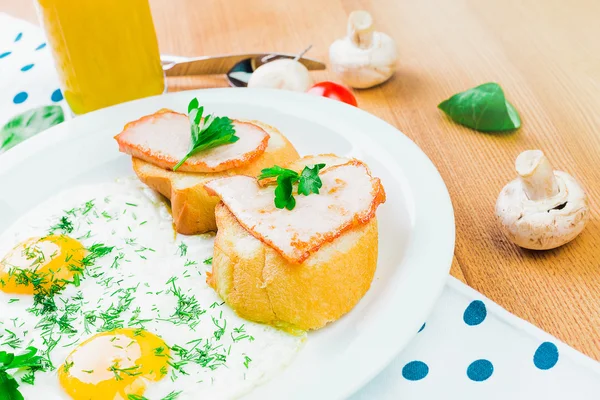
[{"xmin": 0, "ymin": 88, "xmax": 454, "ymax": 399}]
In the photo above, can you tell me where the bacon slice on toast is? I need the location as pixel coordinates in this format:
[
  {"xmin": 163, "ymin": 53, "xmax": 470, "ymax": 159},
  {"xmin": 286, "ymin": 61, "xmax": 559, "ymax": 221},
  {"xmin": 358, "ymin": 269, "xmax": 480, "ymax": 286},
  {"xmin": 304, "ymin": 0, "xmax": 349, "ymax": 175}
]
[
  {"xmin": 115, "ymin": 109, "xmax": 270, "ymax": 173},
  {"xmin": 205, "ymin": 160, "xmax": 386, "ymax": 264}
]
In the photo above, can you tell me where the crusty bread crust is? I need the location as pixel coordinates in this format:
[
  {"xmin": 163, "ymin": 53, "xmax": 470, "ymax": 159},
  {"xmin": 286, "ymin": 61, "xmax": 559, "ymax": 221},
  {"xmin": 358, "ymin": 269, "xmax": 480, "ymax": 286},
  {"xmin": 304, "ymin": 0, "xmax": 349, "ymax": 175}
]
[
  {"xmin": 208, "ymin": 203, "xmax": 379, "ymax": 331},
  {"xmin": 132, "ymin": 121, "xmax": 299, "ymax": 234}
]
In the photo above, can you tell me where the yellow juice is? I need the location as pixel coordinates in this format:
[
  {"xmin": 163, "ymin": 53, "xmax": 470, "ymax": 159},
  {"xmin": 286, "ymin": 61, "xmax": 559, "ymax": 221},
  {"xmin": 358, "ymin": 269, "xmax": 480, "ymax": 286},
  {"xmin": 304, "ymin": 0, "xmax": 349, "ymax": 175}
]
[{"xmin": 37, "ymin": 0, "xmax": 164, "ymax": 114}]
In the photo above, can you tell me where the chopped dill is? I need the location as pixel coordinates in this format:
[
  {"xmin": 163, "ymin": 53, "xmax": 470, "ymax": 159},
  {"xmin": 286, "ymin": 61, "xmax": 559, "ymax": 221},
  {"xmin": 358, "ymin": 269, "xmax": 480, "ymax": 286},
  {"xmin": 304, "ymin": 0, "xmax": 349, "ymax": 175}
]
[
  {"xmin": 177, "ymin": 243, "xmax": 188, "ymax": 257},
  {"xmin": 110, "ymin": 363, "xmax": 141, "ymax": 381},
  {"xmin": 160, "ymin": 278, "xmax": 205, "ymax": 329},
  {"xmin": 212, "ymin": 316, "xmax": 226, "ymax": 341},
  {"xmin": 63, "ymin": 360, "xmax": 74, "ymax": 373},
  {"xmin": 81, "ymin": 200, "xmax": 95, "ymax": 215},
  {"xmin": 49, "ymin": 216, "xmax": 74, "ymax": 235}
]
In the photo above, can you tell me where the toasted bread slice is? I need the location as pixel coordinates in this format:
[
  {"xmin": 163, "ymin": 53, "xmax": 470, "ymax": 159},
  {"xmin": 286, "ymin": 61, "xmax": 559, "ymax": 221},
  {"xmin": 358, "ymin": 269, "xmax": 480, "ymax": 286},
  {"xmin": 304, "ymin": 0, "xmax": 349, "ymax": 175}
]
[
  {"xmin": 209, "ymin": 202, "xmax": 378, "ymax": 331},
  {"xmin": 207, "ymin": 155, "xmax": 382, "ymax": 330},
  {"xmin": 132, "ymin": 121, "xmax": 299, "ymax": 235}
]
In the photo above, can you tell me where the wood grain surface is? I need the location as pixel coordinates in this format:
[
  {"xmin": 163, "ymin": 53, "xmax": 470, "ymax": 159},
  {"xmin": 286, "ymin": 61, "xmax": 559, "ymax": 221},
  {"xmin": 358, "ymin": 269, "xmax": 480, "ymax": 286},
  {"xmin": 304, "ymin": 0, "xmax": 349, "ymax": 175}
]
[{"xmin": 2, "ymin": 0, "xmax": 598, "ymax": 359}]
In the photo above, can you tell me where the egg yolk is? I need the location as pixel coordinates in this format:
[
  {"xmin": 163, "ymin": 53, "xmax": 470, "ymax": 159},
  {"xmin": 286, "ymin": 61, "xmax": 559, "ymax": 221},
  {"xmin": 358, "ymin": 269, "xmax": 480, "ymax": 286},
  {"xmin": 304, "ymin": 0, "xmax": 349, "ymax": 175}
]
[
  {"xmin": 0, "ymin": 235, "xmax": 86, "ymax": 295},
  {"xmin": 58, "ymin": 328, "xmax": 170, "ymax": 400}
]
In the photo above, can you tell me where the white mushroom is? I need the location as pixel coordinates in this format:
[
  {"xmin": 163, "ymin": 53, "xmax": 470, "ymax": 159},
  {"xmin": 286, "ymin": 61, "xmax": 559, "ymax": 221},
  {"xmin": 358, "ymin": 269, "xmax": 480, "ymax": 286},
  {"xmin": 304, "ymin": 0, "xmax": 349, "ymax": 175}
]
[
  {"xmin": 329, "ymin": 10, "xmax": 398, "ymax": 89},
  {"xmin": 247, "ymin": 59, "xmax": 313, "ymax": 92},
  {"xmin": 495, "ymin": 150, "xmax": 589, "ymax": 250}
]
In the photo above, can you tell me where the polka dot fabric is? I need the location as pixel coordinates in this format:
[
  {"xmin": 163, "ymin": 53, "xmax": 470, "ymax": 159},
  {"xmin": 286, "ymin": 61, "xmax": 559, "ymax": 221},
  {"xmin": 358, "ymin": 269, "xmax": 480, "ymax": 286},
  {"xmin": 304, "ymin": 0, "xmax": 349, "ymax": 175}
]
[
  {"xmin": 1, "ymin": 11, "xmax": 599, "ymax": 400},
  {"xmin": 353, "ymin": 278, "xmax": 600, "ymax": 399},
  {"xmin": 0, "ymin": 13, "xmax": 68, "ymax": 133}
]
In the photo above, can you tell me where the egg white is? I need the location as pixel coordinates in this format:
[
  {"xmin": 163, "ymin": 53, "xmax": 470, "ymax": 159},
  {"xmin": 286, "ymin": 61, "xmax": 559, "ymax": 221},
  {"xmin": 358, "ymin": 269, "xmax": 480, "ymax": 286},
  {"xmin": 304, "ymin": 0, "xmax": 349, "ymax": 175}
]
[{"xmin": 0, "ymin": 178, "xmax": 304, "ymax": 399}]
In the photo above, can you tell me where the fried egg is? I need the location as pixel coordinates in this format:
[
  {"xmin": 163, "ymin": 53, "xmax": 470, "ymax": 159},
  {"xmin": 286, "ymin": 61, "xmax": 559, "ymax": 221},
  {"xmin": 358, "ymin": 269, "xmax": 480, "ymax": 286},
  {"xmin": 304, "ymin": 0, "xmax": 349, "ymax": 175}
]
[
  {"xmin": 58, "ymin": 329, "xmax": 169, "ymax": 400},
  {"xmin": 0, "ymin": 235, "xmax": 85, "ymax": 295},
  {"xmin": 0, "ymin": 179, "xmax": 303, "ymax": 400}
]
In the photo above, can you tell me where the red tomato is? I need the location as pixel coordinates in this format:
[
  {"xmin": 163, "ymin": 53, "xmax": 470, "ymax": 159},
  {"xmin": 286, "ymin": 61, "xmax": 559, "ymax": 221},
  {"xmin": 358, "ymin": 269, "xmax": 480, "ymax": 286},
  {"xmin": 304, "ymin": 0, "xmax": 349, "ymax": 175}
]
[{"xmin": 307, "ymin": 81, "xmax": 358, "ymax": 107}]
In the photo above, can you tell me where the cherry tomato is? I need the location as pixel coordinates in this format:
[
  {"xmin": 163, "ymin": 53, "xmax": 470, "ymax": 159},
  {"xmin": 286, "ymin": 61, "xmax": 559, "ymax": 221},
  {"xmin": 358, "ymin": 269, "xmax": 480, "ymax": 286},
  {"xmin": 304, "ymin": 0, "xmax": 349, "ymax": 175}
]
[{"xmin": 307, "ymin": 81, "xmax": 358, "ymax": 107}]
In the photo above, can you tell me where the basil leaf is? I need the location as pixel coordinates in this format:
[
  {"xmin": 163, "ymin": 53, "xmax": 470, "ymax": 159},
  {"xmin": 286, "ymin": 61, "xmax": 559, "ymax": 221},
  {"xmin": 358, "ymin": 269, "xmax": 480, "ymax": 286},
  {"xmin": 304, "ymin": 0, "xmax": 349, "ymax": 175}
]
[
  {"xmin": 438, "ymin": 82, "xmax": 521, "ymax": 132},
  {"xmin": 0, "ymin": 105, "xmax": 64, "ymax": 154}
]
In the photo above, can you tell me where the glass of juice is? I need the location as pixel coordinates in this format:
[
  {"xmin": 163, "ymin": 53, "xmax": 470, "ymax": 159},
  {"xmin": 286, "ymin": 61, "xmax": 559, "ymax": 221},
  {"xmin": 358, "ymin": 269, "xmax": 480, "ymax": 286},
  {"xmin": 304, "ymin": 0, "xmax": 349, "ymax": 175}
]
[{"xmin": 36, "ymin": 0, "xmax": 165, "ymax": 115}]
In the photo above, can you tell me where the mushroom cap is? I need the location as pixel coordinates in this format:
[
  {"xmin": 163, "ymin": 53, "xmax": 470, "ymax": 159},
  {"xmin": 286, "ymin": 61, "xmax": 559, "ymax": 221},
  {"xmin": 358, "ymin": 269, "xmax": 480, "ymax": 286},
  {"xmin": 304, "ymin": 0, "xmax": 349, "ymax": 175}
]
[
  {"xmin": 329, "ymin": 31, "xmax": 398, "ymax": 89},
  {"xmin": 247, "ymin": 59, "xmax": 313, "ymax": 92},
  {"xmin": 495, "ymin": 171, "xmax": 589, "ymax": 250}
]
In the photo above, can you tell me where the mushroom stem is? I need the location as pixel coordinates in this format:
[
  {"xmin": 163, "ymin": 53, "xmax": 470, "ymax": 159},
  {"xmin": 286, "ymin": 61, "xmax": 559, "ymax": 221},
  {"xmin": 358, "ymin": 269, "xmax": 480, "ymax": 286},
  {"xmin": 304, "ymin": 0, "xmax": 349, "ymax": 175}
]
[
  {"xmin": 515, "ymin": 150, "xmax": 560, "ymax": 201},
  {"xmin": 347, "ymin": 11, "xmax": 374, "ymax": 49}
]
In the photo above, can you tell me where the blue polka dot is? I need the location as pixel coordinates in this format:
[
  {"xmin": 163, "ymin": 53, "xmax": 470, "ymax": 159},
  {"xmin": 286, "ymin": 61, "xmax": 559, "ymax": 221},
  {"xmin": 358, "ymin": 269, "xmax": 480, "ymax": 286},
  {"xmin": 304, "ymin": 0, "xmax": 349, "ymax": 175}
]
[
  {"xmin": 13, "ymin": 92, "xmax": 28, "ymax": 104},
  {"xmin": 0, "ymin": 51, "xmax": 11, "ymax": 59},
  {"xmin": 51, "ymin": 89, "xmax": 64, "ymax": 102},
  {"xmin": 35, "ymin": 43, "xmax": 47, "ymax": 50},
  {"xmin": 402, "ymin": 361, "xmax": 429, "ymax": 381},
  {"xmin": 467, "ymin": 359, "xmax": 494, "ymax": 382},
  {"xmin": 21, "ymin": 64, "xmax": 34, "ymax": 72},
  {"xmin": 14, "ymin": 32, "xmax": 23, "ymax": 42},
  {"xmin": 534, "ymin": 342, "xmax": 559, "ymax": 370},
  {"xmin": 463, "ymin": 300, "xmax": 487, "ymax": 326},
  {"xmin": 418, "ymin": 323, "xmax": 426, "ymax": 333}
]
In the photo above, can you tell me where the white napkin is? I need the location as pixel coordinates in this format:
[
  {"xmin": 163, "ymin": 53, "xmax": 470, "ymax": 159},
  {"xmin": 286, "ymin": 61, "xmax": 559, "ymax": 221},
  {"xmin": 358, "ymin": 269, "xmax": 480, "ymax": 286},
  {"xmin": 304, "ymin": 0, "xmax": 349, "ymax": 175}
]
[{"xmin": 1, "ymin": 12, "xmax": 599, "ymax": 399}]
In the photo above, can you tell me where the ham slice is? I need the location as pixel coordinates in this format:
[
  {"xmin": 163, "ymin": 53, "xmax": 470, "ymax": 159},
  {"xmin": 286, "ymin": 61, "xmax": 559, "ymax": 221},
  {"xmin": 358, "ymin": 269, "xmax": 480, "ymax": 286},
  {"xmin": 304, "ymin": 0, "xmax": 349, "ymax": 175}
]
[
  {"xmin": 114, "ymin": 109, "xmax": 270, "ymax": 173},
  {"xmin": 205, "ymin": 160, "xmax": 386, "ymax": 263}
]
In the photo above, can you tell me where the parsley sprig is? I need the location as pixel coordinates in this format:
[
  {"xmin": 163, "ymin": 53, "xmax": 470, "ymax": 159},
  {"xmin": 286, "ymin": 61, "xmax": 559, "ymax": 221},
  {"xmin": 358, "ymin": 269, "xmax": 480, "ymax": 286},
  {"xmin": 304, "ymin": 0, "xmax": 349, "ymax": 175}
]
[
  {"xmin": 257, "ymin": 163, "xmax": 326, "ymax": 210},
  {"xmin": 172, "ymin": 98, "xmax": 238, "ymax": 171},
  {"xmin": 0, "ymin": 346, "xmax": 46, "ymax": 400}
]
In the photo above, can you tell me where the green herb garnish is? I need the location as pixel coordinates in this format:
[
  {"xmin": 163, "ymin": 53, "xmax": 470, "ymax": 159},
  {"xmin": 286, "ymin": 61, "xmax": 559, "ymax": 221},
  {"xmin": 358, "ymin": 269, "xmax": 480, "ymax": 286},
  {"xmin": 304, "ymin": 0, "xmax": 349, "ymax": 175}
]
[
  {"xmin": 438, "ymin": 82, "xmax": 521, "ymax": 132},
  {"xmin": 172, "ymin": 98, "xmax": 238, "ymax": 171},
  {"xmin": 0, "ymin": 346, "xmax": 46, "ymax": 400},
  {"xmin": 160, "ymin": 278, "xmax": 206, "ymax": 329},
  {"xmin": 177, "ymin": 243, "xmax": 188, "ymax": 257},
  {"xmin": 127, "ymin": 391, "xmax": 182, "ymax": 400},
  {"xmin": 49, "ymin": 216, "xmax": 74, "ymax": 235},
  {"xmin": 0, "ymin": 106, "xmax": 64, "ymax": 154},
  {"xmin": 257, "ymin": 164, "xmax": 326, "ymax": 210}
]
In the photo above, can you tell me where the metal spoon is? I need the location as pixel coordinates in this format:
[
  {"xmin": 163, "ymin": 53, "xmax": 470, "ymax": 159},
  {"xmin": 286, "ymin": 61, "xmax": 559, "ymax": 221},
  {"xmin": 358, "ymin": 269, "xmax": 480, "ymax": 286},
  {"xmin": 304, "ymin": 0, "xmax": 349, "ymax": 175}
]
[{"xmin": 227, "ymin": 45, "xmax": 317, "ymax": 87}]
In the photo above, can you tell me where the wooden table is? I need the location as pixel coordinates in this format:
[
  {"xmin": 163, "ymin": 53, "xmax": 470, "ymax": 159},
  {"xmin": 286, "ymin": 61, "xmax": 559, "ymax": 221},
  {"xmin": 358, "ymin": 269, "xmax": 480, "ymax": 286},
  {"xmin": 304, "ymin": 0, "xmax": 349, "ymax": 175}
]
[{"xmin": 3, "ymin": 0, "xmax": 599, "ymax": 360}]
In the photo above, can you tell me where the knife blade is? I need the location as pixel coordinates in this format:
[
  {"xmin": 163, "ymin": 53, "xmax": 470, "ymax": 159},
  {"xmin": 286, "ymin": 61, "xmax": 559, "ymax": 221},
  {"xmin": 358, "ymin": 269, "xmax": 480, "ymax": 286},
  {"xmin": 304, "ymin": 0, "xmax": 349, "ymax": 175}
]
[{"xmin": 162, "ymin": 53, "xmax": 326, "ymax": 77}]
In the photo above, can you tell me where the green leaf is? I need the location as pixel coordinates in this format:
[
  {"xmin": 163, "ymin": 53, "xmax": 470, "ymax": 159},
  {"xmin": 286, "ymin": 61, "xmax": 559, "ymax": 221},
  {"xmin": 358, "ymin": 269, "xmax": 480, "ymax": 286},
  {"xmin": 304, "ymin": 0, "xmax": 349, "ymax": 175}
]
[
  {"xmin": 274, "ymin": 175, "xmax": 296, "ymax": 210},
  {"xmin": 0, "ymin": 371, "xmax": 23, "ymax": 400},
  {"xmin": 0, "ymin": 105, "xmax": 64, "ymax": 153},
  {"xmin": 173, "ymin": 99, "xmax": 238, "ymax": 171},
  {"xmin": 438, "ymin": 82, "xmax": 521, "ymax": 132},
  {"xmin": 187, "ymin": 97, "xmax": 199, "ymax": 113},
  {"xmin": 298, "ymin": 164, "xmax": 326, "ymax": 196},
  {"xmin": 257, "ymin": 165, "xmax": 298, "ymax": 181},
  {"xmin": 5, "ymin": 347, "xmax": 42, "ymax": 370},
  {"xmin": 257, "ymin": 163, "xmax": 326, "ymax": 210},
  {"xmin": 0, "ymin": 352, "xmax": 14, "ymax": 368}
]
